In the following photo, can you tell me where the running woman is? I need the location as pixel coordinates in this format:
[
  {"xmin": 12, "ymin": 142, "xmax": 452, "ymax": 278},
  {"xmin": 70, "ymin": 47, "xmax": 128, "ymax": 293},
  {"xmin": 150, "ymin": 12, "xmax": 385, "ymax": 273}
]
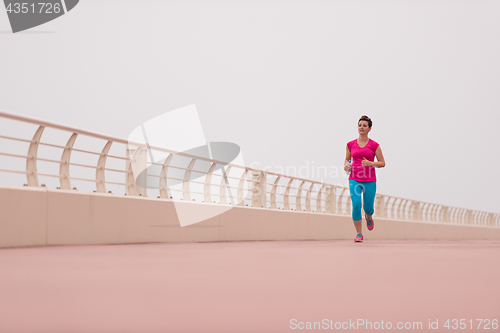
[{"xmin": 344, "ymin": 115, "xmax": 386, "ymax": 242}]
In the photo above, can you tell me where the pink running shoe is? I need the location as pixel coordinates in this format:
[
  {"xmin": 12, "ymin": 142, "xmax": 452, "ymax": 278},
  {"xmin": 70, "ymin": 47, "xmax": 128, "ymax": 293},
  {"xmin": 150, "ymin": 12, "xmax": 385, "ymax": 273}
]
[
  {"xmin": 365, "ymin": 214, "xmax": 374, "ymax": 231},
  {"xmin": 354, "ymin": 233, "xmax": 363, "ymax": 242}
]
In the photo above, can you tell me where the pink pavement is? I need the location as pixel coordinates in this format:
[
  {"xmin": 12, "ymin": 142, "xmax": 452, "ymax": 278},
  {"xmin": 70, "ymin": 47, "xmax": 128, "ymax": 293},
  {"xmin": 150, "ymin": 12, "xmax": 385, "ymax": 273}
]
[{"xmin": 0, "ymin": 240, "xmax": 499, "ymax": 333}]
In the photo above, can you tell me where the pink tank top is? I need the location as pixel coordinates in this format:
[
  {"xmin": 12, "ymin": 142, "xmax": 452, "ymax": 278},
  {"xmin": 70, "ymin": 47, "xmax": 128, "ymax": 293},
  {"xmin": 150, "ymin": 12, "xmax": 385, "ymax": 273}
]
[{"xmin": 347, "ymin": 138, "xmax": 379, "ymax": 182}]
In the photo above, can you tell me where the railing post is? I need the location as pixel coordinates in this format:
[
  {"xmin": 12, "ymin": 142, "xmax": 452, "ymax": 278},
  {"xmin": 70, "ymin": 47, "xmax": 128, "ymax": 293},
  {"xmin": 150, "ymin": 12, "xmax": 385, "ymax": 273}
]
[
  {"xmin": 396, "ymin": 199, "xmax": 403, "ymax": 220},
  {"xmin": 159, "ymin": 153, "xmax": 173, "ymax": 199},
  {"xmin": 440, "ymin": 206, "xmax": 450, "ymax": 223},
  {"xmin": 270, "ymin": 176, "xmax": 281, "ymax": 209},
  {"xmin": 453, "ymin": 208, "xmax": 458, "ymax": 224},
  {"xmin": 390, "ymin": 198, "xmax": 396, "ymax": 219},
  {"xmin": 430, "ymin": 204, "xmax": 437, "ymax": 222},
  {"xmin": 237, "ymin": 169, "xmax": 249, "ymax": 206},
  {"xmin": 59, "ymin": 133, "xmax": 78, "ymax": 190},
  {"xmin": 220, "ymin": 166, "xmax": 231, "ymax": 204},
  {"xmin": 295, "ymin": 180, "xmax": 305, "ymax": 211},
  {"xmin": 96, "ymin": 140, "xmax": 112, "ymax": 193},
  {"xmin": 422, "ymin": 203, "xmax": 428, "ymax": 221},
  {"xmin": 26, "ymin": 125, "xmax": 44, "ymax": 187},
  {"xmin": 260, "ymin": 172, "xmax": 267, "ymax": 207},
  {"xmin": 305, "ymin": 183, "xmax": 314, "ymax": 212},
  {"xmin": 126, "ymin": 146, "xmax": 147, "ymax": 196},
  {"xmin": 183, "ymin": 158, "xmax": 196, "ymax": 201},
  {"xmin": 316, "ymin": 184, "xmax": 325, "ymax": 213},
  {"xmin": 482, "ymin": 212, "xmax": 488, "ymax": 226},
  {"xmin": 284, "ymin": 179, "xmax": 293, "ymax": 210},
  {"xmin": 410, "ymin": 201, "xmax": 421, "ymax": 221},
  {"xmin": 375, "ymin": 195, "xmax": 386, "ymax": 218},
  {"xmin": 325, "ymin": 185, "xmax": 336, "ymax": 214},
  {"xmin": 458, "ymin": 209, "xmax": 465, "ymax": 224},
  {"xmin": 337, "ymin": 188, "xmax": 346, "ymax": 215},
  {"xmin": 487, "ymin": 213, "xmax": 494, "ymax": 226},
  {"xmin": 203, "ymin": 162, "xmax": 216, "ymax": 203},
  {"xmin": 465, "ymin": 210, "xmax": 474, "ymax": 225},
  {"xmin": 401, "ymin": 200, "xmax": 409, "ymax": 220},
  {"xmin": 252, "ymin": 172, "xmax": 266, "ymax": 208}
]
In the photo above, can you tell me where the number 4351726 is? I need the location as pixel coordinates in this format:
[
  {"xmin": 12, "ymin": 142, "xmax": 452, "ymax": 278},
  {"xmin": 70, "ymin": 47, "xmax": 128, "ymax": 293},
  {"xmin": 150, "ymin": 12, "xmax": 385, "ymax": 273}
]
[
  {"xmin": 6, "ymin": 3, "xmax": 62, "ymax": 14},
  {"xmin": 444, "ymin": 319, "xmax": 498, "ymax": 330}
]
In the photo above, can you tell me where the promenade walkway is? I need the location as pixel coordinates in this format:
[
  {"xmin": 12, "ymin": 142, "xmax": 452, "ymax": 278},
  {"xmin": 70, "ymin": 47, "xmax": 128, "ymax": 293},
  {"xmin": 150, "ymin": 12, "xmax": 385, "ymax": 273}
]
[{"xmin": 1, "ymin": 240, "xmax": 499, "ymax": 332}]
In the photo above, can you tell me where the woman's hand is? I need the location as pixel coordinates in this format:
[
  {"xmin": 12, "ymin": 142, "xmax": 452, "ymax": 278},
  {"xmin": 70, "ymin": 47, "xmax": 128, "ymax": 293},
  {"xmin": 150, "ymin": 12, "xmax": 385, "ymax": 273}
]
[
  {"xmin": 362, "ymin": 157, "xmax": 373, "ymax": 167},
  {"xmin": 344, "ymin": 160, "xmax": 351, "ymax": 172}
]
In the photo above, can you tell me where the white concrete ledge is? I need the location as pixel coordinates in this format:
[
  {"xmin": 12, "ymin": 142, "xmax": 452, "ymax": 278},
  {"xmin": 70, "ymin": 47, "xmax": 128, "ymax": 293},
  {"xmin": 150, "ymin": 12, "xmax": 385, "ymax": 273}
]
[{"xmin": 1, "ymin": 185, "xmax": 499, "ymax": 248}]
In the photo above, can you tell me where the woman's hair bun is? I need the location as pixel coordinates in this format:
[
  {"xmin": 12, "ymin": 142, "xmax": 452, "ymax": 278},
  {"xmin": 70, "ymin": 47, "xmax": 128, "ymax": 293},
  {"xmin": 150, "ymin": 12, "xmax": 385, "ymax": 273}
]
[{"xmin": 358, "ymin": 115, "xmax": 372, "ymax": 128}]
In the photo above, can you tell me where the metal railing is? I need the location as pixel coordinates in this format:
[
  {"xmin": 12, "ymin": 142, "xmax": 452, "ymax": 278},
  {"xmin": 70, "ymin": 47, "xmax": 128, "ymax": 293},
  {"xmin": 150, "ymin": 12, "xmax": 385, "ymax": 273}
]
[{"xmin": 0, "ymin": 109, "xmax": 498, "ymax": 227}]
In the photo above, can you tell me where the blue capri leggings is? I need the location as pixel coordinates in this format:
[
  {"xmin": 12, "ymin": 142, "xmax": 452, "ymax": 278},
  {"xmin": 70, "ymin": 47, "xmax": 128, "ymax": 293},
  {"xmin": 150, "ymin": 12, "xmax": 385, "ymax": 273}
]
[{"xmin": 348, "ymin": 179, "xmax": 376, "ymax": 221}]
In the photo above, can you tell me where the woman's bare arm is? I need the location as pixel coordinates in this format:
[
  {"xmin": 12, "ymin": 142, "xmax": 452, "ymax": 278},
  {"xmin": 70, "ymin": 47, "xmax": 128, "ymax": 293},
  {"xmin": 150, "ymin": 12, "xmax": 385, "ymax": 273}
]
[
  {"xmin": 362, "ymin": 146, "xmax": 385, "ymax": 168},
  {"xmin": 344, "ymin": 145, "xmax": 351, "ymax": 172}
]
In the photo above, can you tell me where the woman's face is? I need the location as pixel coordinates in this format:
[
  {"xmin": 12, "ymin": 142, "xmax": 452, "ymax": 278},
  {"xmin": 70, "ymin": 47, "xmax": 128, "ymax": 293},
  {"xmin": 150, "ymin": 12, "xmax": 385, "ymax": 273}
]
[{"xmin": 358, "ymin": 120, "xmax": 371, "ymax": 135}]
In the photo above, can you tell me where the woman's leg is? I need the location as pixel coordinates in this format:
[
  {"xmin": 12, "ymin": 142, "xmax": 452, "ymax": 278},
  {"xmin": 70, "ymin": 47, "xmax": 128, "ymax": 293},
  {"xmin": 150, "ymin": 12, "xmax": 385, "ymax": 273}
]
[
  {"xmin": 362, "ymin": 181, "xmax": 377, "ymax": 217},
  {"xmin": 349, "ymin": 179, "xmax": 364, "ymax": 234}
]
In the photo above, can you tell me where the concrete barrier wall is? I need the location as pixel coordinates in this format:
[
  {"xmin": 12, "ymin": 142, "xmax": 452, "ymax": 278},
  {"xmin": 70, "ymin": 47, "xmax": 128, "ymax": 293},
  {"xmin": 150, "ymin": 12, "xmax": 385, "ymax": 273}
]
[
  {"xmin": 1, "ymin": 185, "xmax": 500, "ymax": 248},
  {"xmin": 0, "ymin": 185, "xmax": 47, "ymax": 247}
]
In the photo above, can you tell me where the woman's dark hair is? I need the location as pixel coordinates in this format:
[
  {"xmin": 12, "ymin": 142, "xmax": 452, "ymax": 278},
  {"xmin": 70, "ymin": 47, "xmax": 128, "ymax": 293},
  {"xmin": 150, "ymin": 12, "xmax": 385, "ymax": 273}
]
[{"xmin": 358, "ymin": 115, "xmax": 372, "ymax": 128}]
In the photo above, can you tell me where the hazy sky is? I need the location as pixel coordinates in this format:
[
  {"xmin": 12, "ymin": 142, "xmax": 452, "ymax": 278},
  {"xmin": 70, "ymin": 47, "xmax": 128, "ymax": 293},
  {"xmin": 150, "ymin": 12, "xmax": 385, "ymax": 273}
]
[{"xmin": 1, "ymin": 0, "xmax": 499, "ymax": 213}]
